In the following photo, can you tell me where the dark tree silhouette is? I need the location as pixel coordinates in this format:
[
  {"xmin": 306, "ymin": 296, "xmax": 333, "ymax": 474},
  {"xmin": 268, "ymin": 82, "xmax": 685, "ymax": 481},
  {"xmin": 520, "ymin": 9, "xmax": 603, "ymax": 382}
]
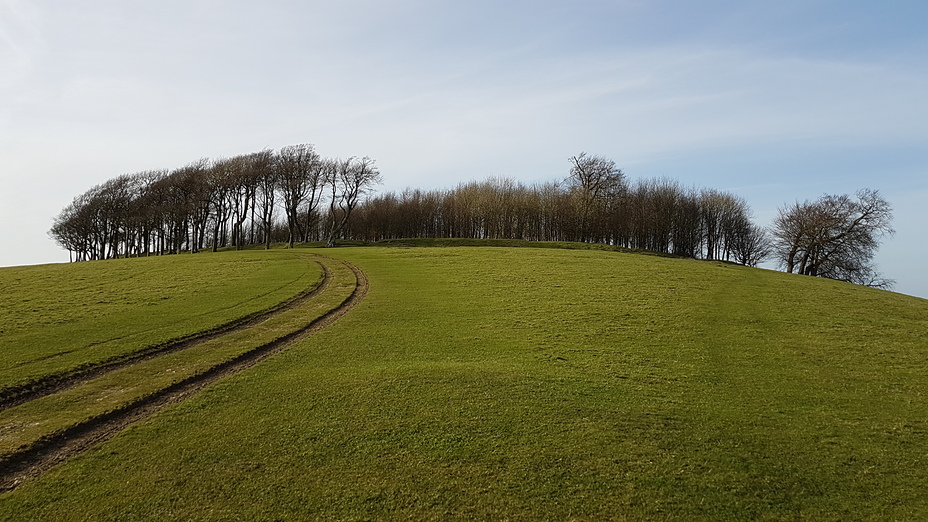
[
  {"xmin": 275, "ymin": 144, "xmax": 323, "ymax": 248},
  {"xmin": 772, "ymin": 189, "xmax": 894, "ymax": 287},
  {"xmin": 55, "ymin": 146, "xmax": 860, "ymax": 284},
  {"xmin": 566, "ymin": 152, "xmax": 626, "ymax": 242},
  {"xmin": 326, "ymin": 157, "xmax": 382, "ymax": 247}
]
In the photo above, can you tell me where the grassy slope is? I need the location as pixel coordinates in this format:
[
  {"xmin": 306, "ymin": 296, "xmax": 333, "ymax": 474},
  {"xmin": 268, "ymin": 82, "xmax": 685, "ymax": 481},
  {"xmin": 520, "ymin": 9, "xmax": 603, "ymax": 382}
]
[
  {"xmin": 0, "ymin": 256, "xmax": 356, "ymax": 460},
  {"xmin": 2, "ymin": 245, "xmax": 927, "ymax": 520},
  {"xmin": 0, "ymin": 250, "xmax": 322, "ymax": 392}
]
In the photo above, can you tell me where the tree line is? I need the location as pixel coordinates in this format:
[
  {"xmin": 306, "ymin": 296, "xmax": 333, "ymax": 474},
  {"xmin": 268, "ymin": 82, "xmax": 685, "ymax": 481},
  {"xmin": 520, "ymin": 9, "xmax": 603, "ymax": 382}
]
[
  {"xmin": 50, "ymin": 148, "xmax": 893, "ymax": 288},
  {"xmin": 348, "ymin": 156, "xmax": 770, "ymax": 266},
  {"xmin": 50, "ymin": 145, "xmax": 382, "ymax": 261}
]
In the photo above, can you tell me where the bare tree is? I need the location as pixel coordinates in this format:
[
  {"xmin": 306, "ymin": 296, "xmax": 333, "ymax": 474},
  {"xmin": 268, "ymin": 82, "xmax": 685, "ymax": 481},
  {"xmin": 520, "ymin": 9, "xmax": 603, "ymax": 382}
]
[
  {"xmin": 50, "ymin": 192, "xmax": 93, "ymax": 262},
  {"xmin": 276, "ymin": 144, "xmax": 324, "ymax": 248},
  {"xmin": 226, "ymin": 155, "xmax": 261, "ymax": 250},
  {"xmin": 162, "ymin": 161, "xmax": 209, "ymax": 254},
  {"xmin": 566, "ymin": 152, "xmax": 626, "ymax": 242},
  {"xmin": 772, "ymin": 189, "xmax": 894, "ymax": 287},
  {"xmin": 250, "ymin": 149, "xmax": 278, "ymax": 249},
  {"xmin": 326, "ymin": 156, "xmax": 382, "ymax": 247},
  {"xmin": 203, "ymin": 158, "xmax": 237, "ymax": 252},
  {"xmin": 729, "ymin": 223, "xmax": 772, "ymax": 267}
]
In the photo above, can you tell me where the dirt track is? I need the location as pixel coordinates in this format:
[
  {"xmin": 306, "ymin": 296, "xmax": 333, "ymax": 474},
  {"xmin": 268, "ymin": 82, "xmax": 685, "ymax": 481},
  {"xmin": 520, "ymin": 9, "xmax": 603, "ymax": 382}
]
[
  {"xmin": 0, "ymin": 256, "xmax": 368, "ymax": 493},
  {"xmin": 0, "ymin": 256, "xmax": 336, "ymax": 412}
]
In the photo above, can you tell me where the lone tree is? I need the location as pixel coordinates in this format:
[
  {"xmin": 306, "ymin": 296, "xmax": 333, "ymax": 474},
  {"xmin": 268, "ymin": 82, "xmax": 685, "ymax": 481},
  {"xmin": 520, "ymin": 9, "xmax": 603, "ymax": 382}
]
[{"xmin": 771, "ymin": 188, "xmax": 894, "ymax": 288}]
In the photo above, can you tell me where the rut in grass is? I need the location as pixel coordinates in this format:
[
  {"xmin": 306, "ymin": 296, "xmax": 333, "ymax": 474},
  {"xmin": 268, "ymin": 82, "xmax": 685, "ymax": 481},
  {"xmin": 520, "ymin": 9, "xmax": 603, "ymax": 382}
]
[
  {"xmin": 0, "ymin": 256, "xmax": 333, "ymax": 412},
  {"xmin": 0, "ymin": 258, "xmax": 368, "ymax": 493}
]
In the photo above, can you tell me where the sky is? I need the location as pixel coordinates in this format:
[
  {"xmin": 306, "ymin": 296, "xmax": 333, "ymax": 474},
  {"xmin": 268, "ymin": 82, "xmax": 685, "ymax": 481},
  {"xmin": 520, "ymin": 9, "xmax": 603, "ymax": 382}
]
[{"xmin": 2, "ymin": 0, "xmax": 926, "ymax": 298}]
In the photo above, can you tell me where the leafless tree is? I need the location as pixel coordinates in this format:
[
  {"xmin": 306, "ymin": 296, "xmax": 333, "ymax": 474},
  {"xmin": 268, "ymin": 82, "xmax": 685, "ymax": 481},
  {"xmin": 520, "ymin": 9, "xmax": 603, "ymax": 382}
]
[
  {"xmin": 772, "ymin": 189, "xmax": 894, "ymax": 287},
  {"xmin": 566, "ymin": 152, "xmax": 626, "ymax": 242},
  {"xmin": 225, "ymin": 154, "xmax": 262, "ymax": 250},
  {"xmin": 250, "ymin": 149, "xmax": 278, "ymax": 249},
  {"xmin": 326, "ymin": 156, "xmax": 382, "ymax": 247},
  {"xmin": 50, "ymin": 193, "xmax": 93, "ymax": 262},
  {"xmin": 276, "ymin": 144, "xmax": 324, "ymax": 248},
  {"xmin": 729, "ymin": 222, "xmax": 772, "ymax": 267}
]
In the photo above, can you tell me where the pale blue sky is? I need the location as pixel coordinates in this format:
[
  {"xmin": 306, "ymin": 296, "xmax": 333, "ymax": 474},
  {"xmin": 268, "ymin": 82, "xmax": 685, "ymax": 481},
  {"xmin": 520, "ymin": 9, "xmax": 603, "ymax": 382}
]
[{"xmin": 2, "ymin": 1, "xmax": 926, "ymax": 297}]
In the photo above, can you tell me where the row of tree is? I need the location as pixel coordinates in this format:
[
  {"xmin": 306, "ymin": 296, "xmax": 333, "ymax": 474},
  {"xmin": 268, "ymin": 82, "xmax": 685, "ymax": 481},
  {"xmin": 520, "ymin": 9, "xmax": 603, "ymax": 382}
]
[
  {"xmin": 346, "ymin": 177, "xmax": 771, "ymax": 266},
  {"xmin": 50, "ymin": 148, "xmax": 894, "ymax": 288},
  {"xmin": 50, "ymin": 145, "xmax": 382, "ymax": 261}
]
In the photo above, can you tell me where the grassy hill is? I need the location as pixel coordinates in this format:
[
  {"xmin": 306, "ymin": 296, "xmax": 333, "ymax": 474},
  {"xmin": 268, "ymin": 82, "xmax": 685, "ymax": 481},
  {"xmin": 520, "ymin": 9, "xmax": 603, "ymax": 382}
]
[{"xmin": 1, "ymin": 243, "xmax": 927, "ymax": 520}]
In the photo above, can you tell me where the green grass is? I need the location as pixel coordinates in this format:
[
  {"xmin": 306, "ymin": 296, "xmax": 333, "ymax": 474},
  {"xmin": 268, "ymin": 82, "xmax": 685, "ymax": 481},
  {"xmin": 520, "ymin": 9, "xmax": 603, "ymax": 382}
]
[
  {"xmin": 0, "ymin": 256, "xmax": 357, "ymax": 460},
  {"xmin": 0, "ymin": 250, "xmax": 323, "ymax": 393},
  {"xmin": 1, "ymin": 245, "xmax": 927, "ymax": 519}
]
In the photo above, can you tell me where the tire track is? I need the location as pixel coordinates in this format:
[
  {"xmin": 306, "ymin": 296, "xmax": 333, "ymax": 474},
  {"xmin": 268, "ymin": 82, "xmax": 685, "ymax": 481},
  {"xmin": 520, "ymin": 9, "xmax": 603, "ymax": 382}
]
[
  {"xmin": 0, "ymin": 258, "xmax": 368, "ymax": 493},
  {"xmin": 0, "ymin": 255, "xmax": 331, "ymax": 412}
]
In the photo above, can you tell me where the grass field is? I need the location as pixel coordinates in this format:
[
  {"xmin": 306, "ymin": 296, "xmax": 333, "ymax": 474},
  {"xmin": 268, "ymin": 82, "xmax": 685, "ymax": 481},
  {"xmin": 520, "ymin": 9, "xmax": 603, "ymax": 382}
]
[
  {"xmin": 1, "ymin": 244, "xmax": 927, "ymax": 519},
  {"xmin": 0, "ymin": 250, "xmax": 323, "ymax": 395},
  {"xmin": 0, "ymin": 254, "xmax": 358, "ymax": 465}
]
